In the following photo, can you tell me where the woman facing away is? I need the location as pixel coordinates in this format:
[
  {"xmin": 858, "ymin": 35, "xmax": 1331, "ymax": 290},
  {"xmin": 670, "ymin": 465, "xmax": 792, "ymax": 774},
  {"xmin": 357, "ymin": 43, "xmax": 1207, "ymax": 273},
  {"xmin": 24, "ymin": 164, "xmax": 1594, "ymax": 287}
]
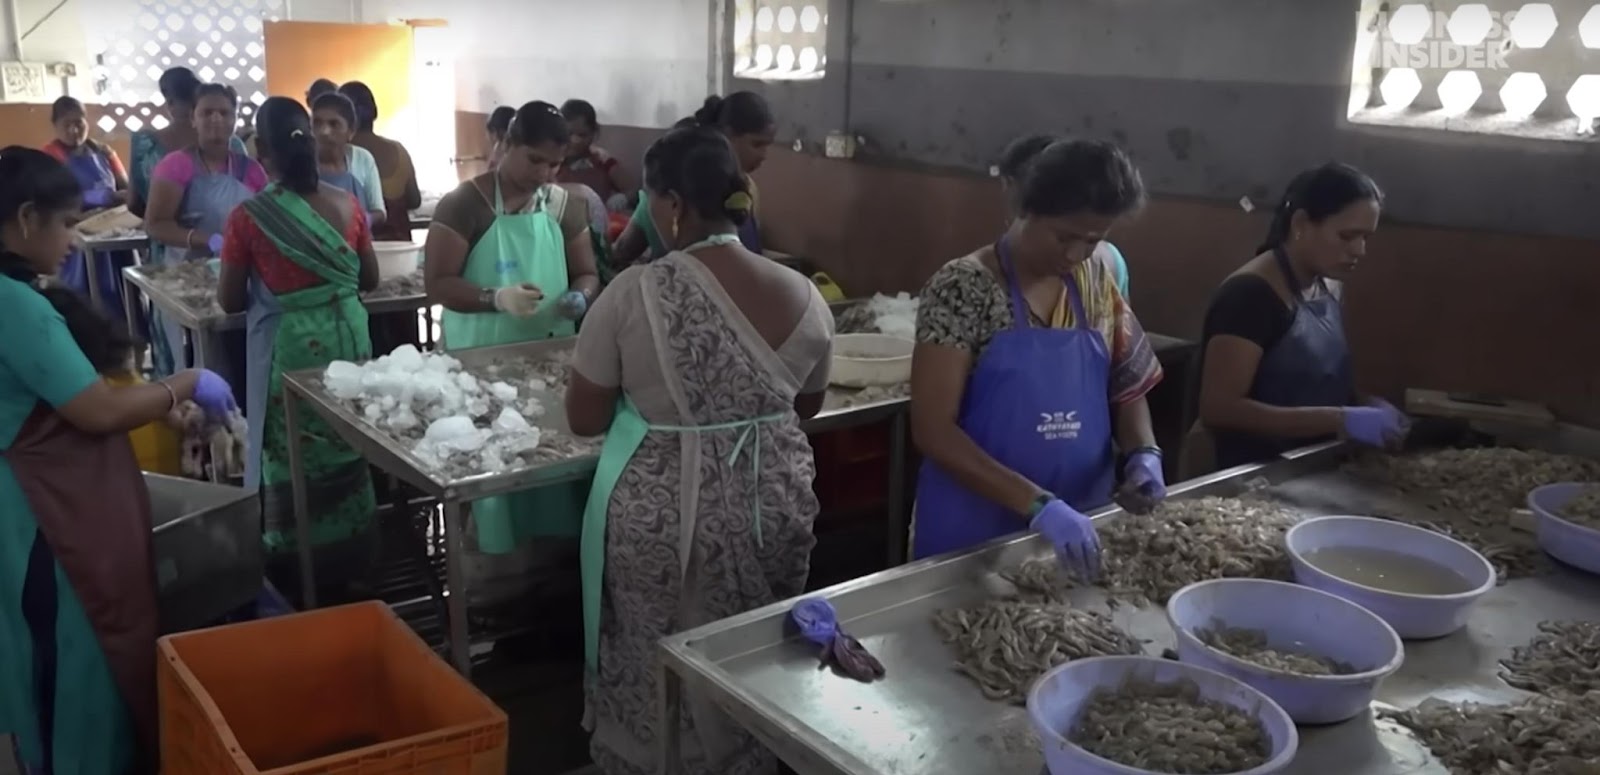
[
  {"xmin": 216, "ymin": 96, "xmax": 381, "ymax": 599},
  {"xmin": 43, "ymin": 96, "xmax": 135, "ymax": 319},
  {"xmin": 0, "ymin": 146, "xmax": 233, "ymax": 775},
  {"xmin": 567, "ymin": 126, "xmax": 833, "ymax": 775}
]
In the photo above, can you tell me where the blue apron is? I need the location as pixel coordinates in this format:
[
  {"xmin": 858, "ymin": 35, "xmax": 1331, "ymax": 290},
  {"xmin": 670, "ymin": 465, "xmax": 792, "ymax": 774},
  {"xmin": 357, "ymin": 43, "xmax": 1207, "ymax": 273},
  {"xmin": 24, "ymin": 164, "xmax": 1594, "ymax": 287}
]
[
  {"xmin": 57, "ymin": 148, "xmax": 132, "ymax": 320},
  {"xmin": 1212, "ymin": 247, "xmax": 1352, "ymax": 469},
  {"xmin": 151, "ymin": 150, "xmax": 255, "ymax": 391},
  {"xmin": 911, "ymin": 239, "xmax": 1116, "ymax": 560}
]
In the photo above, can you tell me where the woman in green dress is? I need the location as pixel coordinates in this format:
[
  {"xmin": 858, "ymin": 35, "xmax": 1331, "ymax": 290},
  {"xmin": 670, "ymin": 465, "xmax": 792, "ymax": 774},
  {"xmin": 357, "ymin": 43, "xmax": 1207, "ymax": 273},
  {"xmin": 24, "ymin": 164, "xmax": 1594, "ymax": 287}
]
[
  {"xmin": 0, "ymin": 147, "xmax": 234, "ymax": 774},
  {"xmin": 217, "ymin": 97, "xmax": 381, "ymax": 600}
]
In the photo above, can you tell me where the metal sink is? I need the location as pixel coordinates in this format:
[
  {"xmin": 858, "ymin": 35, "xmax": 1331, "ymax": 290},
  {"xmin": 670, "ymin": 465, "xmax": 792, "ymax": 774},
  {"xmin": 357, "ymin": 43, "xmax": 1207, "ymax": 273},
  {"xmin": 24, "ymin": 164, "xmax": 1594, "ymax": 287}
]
[{"xmin": 146, "ymin": 473, "xmax": 262, "ymax": 633}]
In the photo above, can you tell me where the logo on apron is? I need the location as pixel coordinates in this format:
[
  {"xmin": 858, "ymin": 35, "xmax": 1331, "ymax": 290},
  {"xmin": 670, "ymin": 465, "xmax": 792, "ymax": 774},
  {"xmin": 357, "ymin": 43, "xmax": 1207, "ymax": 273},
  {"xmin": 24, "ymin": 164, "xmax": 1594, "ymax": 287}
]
[{"xmin": 1037, "ymin": 410, "xmax": 1083, "ymax": 441}]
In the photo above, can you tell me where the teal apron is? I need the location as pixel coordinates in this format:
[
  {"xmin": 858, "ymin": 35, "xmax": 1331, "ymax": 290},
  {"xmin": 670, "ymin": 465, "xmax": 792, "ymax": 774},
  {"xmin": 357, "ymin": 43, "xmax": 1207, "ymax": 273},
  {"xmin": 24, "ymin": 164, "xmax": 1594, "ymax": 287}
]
[
  {"xmin": 580, "ymin": 234, "xmax": 783, "ymax": 672},
  {"xmin": 439, "ymin": 179, "xmax": 582, "ymax": 554}
]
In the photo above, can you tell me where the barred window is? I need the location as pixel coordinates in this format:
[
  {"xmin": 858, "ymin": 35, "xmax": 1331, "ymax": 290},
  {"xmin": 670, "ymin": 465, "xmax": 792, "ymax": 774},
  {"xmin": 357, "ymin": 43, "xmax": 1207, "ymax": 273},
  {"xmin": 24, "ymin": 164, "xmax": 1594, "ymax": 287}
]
[
  {"xmin": 733, "ymin": 0, "xmax": 827, "ymax": 82},
  {"xmin": 82, "ymin": 0, "xmax": 284, "ymax": 132},
  {"xmin": 1347, "ymin": 1, "xmax": 1600, "ymax": 140}
]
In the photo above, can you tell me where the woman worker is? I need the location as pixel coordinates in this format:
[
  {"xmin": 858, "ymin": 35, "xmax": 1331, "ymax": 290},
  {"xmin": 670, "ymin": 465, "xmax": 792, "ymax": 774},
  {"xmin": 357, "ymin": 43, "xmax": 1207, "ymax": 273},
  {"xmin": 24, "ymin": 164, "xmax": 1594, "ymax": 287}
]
[
  {"xmin": 999, "ymin": 133, "xmax": 1131, "ymax": 298},
  {"xmin": 217, "ymin": 97, "xmax": 381, "ymax": 598},
  {"xmin": 339, "ymin": 81, "xmax": 421, "ymax": 243},
  {"xmin": 1195, "ymin": 163, "xmax": 1406, "ymax": 470},
  {"xmin": 567, "ymin": 125, "xmax": 832, "ymax": 775},
  {"xmin": 311, "ymin": 91, "xmax": 387, "ymax": 226},
  {"xmin": 143, "ymin": 83, "xmax": 267, "ymax": 391},
  {"xmin": 610, "ymin": 92, "xmax": 775, "ymax": 265},
  {"xmin": 486, "ymin": 105, "xmax": 516, "ymax": 169},
  {"xmin": 0, "ymin": 147, "xmax": 233, "ymax": 775},
  {"xmin": 910, "ymin": 139, "xmax": 1164, "ymax": 576},
  {"xmin": 129, "ymin": 68, "xmax": 249, "ymax": 223},
  {"xmin": 43, "ymin": 96, "xmax": 134, "ymax": 318},
  {"xmin": 424, "ymin": 100, "xmax": 599, "ymax": 618},
  {"xmin": 557, "ymin": 99, "xmax": 630, "ymax": 211}
]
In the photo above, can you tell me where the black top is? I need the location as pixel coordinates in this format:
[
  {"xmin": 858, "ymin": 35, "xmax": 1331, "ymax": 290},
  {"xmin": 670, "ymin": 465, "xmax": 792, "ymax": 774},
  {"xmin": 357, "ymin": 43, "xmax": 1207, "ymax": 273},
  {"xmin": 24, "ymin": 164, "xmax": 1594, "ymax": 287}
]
[{"xmin": 1201, "ymin": 273, "xmax": 1294, "ymax": 352}]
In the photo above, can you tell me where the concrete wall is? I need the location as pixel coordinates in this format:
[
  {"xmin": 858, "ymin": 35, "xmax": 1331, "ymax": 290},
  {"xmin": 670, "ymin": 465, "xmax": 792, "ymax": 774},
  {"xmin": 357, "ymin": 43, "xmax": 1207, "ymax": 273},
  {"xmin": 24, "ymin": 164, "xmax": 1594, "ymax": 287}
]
[{"xmin": 739, "ymin": 0, "xmax": 1600, "ymax": 242}]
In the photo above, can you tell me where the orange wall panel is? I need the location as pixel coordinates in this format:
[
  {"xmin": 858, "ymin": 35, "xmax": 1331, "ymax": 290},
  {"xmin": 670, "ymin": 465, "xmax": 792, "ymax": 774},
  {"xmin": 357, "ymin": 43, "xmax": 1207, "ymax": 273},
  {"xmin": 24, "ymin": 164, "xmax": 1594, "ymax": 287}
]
[{"xmin": 263, "ymin": 21, "xmax": 412, "ymax": 136}]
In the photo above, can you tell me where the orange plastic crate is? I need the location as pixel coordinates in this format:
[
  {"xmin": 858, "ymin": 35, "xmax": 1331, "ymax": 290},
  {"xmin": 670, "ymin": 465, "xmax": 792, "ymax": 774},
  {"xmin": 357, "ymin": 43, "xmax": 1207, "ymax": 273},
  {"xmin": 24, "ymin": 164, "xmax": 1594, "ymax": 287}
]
[{"xmin": 158, "ymin": 601, "xmax": 507, "ymax": 774}]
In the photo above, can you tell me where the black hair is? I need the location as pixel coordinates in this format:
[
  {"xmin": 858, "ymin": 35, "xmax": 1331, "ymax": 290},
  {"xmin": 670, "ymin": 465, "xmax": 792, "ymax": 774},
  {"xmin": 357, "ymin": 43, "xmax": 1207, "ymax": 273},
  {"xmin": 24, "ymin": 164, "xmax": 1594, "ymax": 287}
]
[
  {"xmin": 51, "ymin": 96, "xmax": 85, "ymax": 123},
  {"xmin": 1016, "ymin": 139, "xmax": 1145, "ymax": 219},
  {"xmin": 255, "ymin": 97, "xmax": 320, "ymax": 195},
  {"xmin": 506, "ymin": 100, "xmax": 569, "ymax": 148},
  {"xmin": 159, "ymin": 67, "xmax": 201, "ymax": 106},
  {"xmin": 486, "ymin": 106, "xmax": 516, "ymax": 136},
  {"xmin": 37, "ymin": 286, "xmax": 139, "ymax": 375},
  {"xmin": 560, "ymin": 99, "xmax": 599, "ymax": 131},
  {"xmin": 692, "ymin": 91, "xmax": 773, "ymax": 136},
  {"xmin": 194, "ymin": 82, "xmax": 239, "ymax": 108},
  {"xmin": 671, "ymin": 116, "xmax": 698, "ymax": 130},
  {"xmin": 0, "ymin": 146, "xmax": 83, "ymax": 284},
  {"xmin": 643, "ymin": 126, "xmax": 750, "ymax": 227},
  {"xmin": 997, "ymin": 133, "xmax": 1061, "ymax": 181},
  {"xmin": 311, "ymin": 92, "xmax": 358, "ymax": 130},
  {"xmin": 307, "ymin": 78, "xmax": 338, "ymax": 102},
  {"xmin": 337, "ymin": 81, "xmax": 378, "ymax": 132},
  {"xmin": 1258, "ymin": 163, "xmax": 1384, "ymax": 254}
]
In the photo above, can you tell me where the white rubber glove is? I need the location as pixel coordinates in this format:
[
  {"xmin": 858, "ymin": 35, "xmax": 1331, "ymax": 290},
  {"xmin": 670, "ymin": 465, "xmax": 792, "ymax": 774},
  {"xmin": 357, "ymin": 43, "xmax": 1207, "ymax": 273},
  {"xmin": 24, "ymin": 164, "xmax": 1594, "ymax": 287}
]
[{"xmin": 493, "ymin": 283, "xmax": 544, "ymax": 317}]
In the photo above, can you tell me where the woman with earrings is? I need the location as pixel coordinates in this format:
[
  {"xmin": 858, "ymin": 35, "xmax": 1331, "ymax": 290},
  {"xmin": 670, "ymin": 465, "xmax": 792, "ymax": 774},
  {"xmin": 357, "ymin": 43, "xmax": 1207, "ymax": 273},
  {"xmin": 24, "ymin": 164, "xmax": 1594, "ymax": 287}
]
[
  {"xmin": 565, "ymin": 125, "xmax": 832, "ymax": 775},
  {"xmin": 424, "ymin": 100, "xmax": 599, "ymax": 620},
  {"xmin": 1195, "ymin": 163, "xmax": 1407, "ymax": 470},
  {"xmin": 998, "ymin": 133, "xmax": 1132, "ymax": 299},
  {"xmin": 910, "ymin": 139, "xmax": 1164, "ymax": 577}
]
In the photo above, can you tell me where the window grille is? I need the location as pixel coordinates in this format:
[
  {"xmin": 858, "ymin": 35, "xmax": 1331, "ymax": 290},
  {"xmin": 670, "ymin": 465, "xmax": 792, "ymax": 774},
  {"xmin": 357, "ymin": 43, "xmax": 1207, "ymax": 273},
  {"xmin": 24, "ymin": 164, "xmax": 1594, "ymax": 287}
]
[{"xmin": 733, "ymin": 0, "xmax": 828, "ymax": 82}]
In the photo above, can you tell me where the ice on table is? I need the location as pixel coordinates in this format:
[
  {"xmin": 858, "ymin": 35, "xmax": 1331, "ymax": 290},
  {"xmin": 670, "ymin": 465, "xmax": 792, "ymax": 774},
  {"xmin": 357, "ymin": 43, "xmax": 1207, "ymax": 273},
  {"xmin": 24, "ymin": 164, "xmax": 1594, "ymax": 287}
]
[{"xmin": 836, "ymin": 292, "xmax": 918, "ymax": 339}]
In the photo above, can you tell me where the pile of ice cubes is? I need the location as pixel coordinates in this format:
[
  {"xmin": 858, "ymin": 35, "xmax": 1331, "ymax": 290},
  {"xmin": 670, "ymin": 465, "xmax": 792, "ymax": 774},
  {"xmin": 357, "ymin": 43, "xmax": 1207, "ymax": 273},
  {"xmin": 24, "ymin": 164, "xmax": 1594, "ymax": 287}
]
[{"xmin": 323, "ymin": 344, "xmax": 548, "ymax": 474}]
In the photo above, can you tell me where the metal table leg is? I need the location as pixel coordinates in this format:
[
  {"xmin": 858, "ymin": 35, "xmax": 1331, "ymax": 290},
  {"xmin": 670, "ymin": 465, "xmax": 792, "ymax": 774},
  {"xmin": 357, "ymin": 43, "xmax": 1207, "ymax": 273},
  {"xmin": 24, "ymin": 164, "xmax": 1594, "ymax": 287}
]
[
  {"xmin": 82, "ymin": 244, "xmax": 103, "ymax": 312},
  {"xmin": 658, "ymin": 659, "xmax": 684, "ymax": 775},
  {"xmin": 121, "ymin": 272, "xmax": 138, "ymax": 346},
  {"xmin": 442, "ymin": 499, "xmax": 471, "ymax": 675},
  {"xmin": 285, "ymin": 390, "xmax": 318, "ymax": 609},
  {"xmin": 884, "ymin": 410, "xmax": 910, "ymax": 567}
]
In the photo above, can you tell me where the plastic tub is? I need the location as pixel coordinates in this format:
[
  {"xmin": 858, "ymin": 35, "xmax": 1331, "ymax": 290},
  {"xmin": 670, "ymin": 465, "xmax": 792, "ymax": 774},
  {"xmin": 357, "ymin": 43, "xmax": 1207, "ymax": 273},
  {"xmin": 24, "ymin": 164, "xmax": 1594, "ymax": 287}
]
[
  {"xmin": 829, "ymin": 333, "xmax": 913, "ymax": 388},
  {"xmin": 1166, "ymin": 579, "xmax": 1404, "ymax": 724},
  {"xmin": 1285, "ymin": 516, "xmax": 1496, "ymax": 639},
  {"xmin": 373, "ymin": 240, "xmax": 422, "ymax": 280},
  {"xmin": 1527, "ymin": 483, "xmax": 1600, "ymax": 574},
  {"xmin": 1027, "ymin": 655, "xmax": 1298, "ymax": 775},
  {"xmin": 158, "ymin": 601, "xmax": 507, "ymax": 774}
]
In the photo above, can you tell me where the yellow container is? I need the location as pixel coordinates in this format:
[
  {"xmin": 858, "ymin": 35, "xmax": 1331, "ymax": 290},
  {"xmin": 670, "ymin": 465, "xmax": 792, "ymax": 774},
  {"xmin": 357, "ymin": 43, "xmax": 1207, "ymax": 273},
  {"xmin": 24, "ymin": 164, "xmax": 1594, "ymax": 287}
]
[{"xmin": 811, "ymin": 272, "xmax": 847, "ymax": 303}]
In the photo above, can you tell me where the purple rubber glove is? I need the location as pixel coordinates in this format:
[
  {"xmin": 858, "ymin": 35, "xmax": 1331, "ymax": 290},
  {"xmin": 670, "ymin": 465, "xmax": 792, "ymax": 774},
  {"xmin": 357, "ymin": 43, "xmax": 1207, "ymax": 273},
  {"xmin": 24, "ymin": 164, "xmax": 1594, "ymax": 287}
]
[
  {"xmin": 1123, "ymin": 450, "xmax": 1167, "ymax": 501},
  {"xmin": 206, "ymin": 232, "xmax": 224, "ymax": 255},
  {"xmin": 1342, "ymin": 403, "xmax": 1407, "ymax": 448},
  {"xmin": 1031, "ymin": 498, "xmax": 1101, "ymax": 582},
  {"xmin": 191, "ymin": 369, "xmax": 237, "ymax": 418},
  {"xmin": 81, "ymin": 187, "xmax": 115, "ymax": 208}
]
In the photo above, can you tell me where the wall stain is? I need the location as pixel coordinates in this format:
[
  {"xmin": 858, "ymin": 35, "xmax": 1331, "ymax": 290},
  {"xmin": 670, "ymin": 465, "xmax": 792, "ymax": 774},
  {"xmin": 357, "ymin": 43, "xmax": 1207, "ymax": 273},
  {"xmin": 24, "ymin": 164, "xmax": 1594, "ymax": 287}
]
[
  {"xmin": 1081, "ymin": 115, "xmax": 1095, "ymax": 129},
  {"xmin": 1166, "ymin": 127, "xmax": 1194, "ymax": 162},
  {"xmin": 1111, "ymin": 129, "xmax": 1129, "ymax": 145}
]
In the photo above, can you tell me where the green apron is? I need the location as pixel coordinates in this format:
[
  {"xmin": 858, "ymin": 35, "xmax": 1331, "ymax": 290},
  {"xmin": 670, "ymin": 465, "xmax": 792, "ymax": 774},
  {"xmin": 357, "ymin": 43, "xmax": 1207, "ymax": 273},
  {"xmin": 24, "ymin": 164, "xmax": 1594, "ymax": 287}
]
[
  {"xmin": 441, "ymin": 178, "xmax": 582, "ymax": 552},
  {"xmin": 580, "ymin": 233, "xmax": 785, "ymax": 672}
]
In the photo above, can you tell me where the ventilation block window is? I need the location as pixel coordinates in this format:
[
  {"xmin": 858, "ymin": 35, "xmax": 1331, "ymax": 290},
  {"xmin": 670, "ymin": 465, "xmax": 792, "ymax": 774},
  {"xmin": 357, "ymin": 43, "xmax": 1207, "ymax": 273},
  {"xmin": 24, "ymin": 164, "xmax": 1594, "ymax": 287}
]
[
  {"xmin": 733, "ymin": 0, "xmax": 827, "ymax": 82},
  {"xmin": 1347, "ymin": 1, "xmax": 1600, "ymax": 140}
]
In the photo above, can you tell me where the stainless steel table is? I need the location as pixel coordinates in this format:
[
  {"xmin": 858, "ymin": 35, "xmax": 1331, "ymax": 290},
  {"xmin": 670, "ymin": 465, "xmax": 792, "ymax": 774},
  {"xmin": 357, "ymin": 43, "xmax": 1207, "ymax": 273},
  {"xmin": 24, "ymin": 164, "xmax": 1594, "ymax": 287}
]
[
  {"xmin": 79, "ymin": 231, "xmax": 149, "ymax": 314},
  {"xmin": 282, "ymin": 337, "xmax": 911, "ymax": 674},
  {"xmin": 658, "ymin": 428, "xmax": 1600, "ymax": 775}
]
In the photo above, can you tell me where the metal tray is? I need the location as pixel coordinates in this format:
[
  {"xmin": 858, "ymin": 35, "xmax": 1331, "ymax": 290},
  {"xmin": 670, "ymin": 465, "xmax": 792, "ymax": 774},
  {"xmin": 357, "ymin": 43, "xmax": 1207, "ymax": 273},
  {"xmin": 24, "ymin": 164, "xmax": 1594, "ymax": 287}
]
[
  {"xmin": 659, "ymin": 438, "xmax": 1600, "ymax": 775},
  {"xmin": 147, "ymin": 473, "xmax": 262, "ymax": 633}
]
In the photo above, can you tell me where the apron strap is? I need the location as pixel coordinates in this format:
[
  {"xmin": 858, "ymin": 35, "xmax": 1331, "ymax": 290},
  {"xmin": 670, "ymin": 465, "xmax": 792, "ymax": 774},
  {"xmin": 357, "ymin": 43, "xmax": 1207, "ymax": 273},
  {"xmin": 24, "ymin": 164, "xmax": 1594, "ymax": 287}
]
[
  {"xmin": 647, "ymin": 411, "xmax": 785, "ymax": 548},
  {"xmin": 996, "ymin": 236, "xmax": 1090, "ymax": 331}
]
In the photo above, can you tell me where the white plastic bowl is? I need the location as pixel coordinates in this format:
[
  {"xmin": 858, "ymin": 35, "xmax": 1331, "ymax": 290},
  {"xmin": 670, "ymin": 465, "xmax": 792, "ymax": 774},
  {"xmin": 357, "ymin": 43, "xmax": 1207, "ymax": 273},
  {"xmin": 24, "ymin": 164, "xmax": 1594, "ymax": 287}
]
[
  {"xmin": 1285, "ymin": 516, "xmax": 1495, "ymax": 639},
  {"xmin": 829, "ymin": 333, "xmax": 913, "ymax": 388},
  {"xmin": 1027, "ymin": 655, "xmax": 1298, "ymax": 775},
  {"xmin": 1527, "ymin": 483, "xmax": 1600, "ymax": 575},
  {"xmin": 373, "ymin": 240, "xmax": 422, "ymax": 280},
  {"xmin": 1166, "ymin": 579, "xmax": 1404, "ymax": 724}
]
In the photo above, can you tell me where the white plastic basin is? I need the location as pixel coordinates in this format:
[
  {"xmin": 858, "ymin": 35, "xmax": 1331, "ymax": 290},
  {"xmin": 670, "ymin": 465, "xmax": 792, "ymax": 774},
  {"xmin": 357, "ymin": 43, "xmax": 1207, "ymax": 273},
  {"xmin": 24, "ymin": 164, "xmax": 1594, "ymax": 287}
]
[
  {"xmin": 829, "ymin": 333, "xmax": 913, "ymax": 388},
  {"xmin": 1527, "ymin": 483, "xmax": 1600, "ymax": 575},
  {"xmin": 373, "ymin": 240, "xmax": 422, "ymax": 280},
  {"xmin": 1166, "ymin": 578, "xmax": 1404, "ymax": 724},
  {"xmin": 1285, "ymin": 516, "xmax": 1495, "ymax": 639},
  {"xmin": 1027, "ymin": 655, "xmax": 1298, "ymax": 775}
]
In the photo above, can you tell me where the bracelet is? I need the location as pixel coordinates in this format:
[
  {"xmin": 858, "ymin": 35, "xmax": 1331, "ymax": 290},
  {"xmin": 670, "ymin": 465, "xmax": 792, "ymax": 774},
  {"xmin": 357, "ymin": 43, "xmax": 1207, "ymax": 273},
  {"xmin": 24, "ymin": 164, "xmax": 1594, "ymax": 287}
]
[
  {"xmin": 185, "ymin": 228, "xmax": 196, "ymax": 249},
  {"xmin": 156, "ymin": 380, "xmax": 177, "ymax": 412},
  {"xmin": 1129, "ymin": 445, "xmax": 1163, "ymax": 459},
  {"xmin": 1026, "ymin": 492, "xmax": 1053, "ymax": 519}
]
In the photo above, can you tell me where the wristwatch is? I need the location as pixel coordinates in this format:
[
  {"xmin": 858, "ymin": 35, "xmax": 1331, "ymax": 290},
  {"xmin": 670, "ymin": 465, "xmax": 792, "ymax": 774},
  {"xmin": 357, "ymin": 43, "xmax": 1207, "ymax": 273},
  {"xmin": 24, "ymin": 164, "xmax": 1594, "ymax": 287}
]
[
  {"xmin": 479, "ymin": 286, "xmax": 497, "ymax": 311},
  {"xmin": 1026, "ymin": 492, "xmax": 1053, "ymax": 519}
]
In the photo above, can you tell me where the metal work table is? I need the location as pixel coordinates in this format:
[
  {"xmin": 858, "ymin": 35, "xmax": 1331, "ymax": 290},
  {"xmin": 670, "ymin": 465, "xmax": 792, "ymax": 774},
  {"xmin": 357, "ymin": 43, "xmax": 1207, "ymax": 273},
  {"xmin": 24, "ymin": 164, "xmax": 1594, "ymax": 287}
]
[
  {"xmin": 121, "ymin": 264, "xmax": 430, "ymax": 363},
  {"xmin": 658, "ymin": 429, "xmax": 1600, "ymax": 775},
  {"xmin": 282, "ymin": 336, "xmax": 911, "ymax": 674},
  {"xmin": 78, "ymin": 231, "xmax": 149, "ymax": 313}
]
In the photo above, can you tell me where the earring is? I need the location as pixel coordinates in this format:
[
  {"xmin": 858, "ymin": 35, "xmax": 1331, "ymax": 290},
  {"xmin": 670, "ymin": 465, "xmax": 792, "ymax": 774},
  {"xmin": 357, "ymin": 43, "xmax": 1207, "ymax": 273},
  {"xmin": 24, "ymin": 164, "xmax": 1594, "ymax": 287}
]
[{"xmin": 670, "ymin": 217, "xmax": 680, "ymax": 245}]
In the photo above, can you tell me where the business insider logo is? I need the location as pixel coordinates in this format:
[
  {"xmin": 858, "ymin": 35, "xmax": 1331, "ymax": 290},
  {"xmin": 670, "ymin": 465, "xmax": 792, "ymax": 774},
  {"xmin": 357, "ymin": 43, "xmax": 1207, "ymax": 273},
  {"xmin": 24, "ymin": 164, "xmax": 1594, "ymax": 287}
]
[
  {"xmin": 1037, "ymin": 411, "xmax": 1082, "ymax": 441},
  {"xmin": 1368, "ymin": 5, "xmax": 1527, "ymax": 70}
]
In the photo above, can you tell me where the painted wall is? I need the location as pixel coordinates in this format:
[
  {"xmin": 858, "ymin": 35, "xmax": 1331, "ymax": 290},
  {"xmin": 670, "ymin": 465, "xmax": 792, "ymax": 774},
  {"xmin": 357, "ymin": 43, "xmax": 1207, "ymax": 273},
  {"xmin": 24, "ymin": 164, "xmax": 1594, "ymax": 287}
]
[
  {"xmin": 358, "ymin": 0, "xmax": 712, "ymax": 126},
  {"xmin": 740, "ymin": 0, "xmax": 1600, "ymax": 242}
]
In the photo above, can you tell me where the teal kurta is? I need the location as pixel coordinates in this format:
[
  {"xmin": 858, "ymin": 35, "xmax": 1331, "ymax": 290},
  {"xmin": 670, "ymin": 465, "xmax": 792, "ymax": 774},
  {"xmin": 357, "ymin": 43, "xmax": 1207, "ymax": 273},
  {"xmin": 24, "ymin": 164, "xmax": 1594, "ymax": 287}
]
[{"xmin": 0, "ymin": 274, "xmax": 137, "ymax": 773}]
